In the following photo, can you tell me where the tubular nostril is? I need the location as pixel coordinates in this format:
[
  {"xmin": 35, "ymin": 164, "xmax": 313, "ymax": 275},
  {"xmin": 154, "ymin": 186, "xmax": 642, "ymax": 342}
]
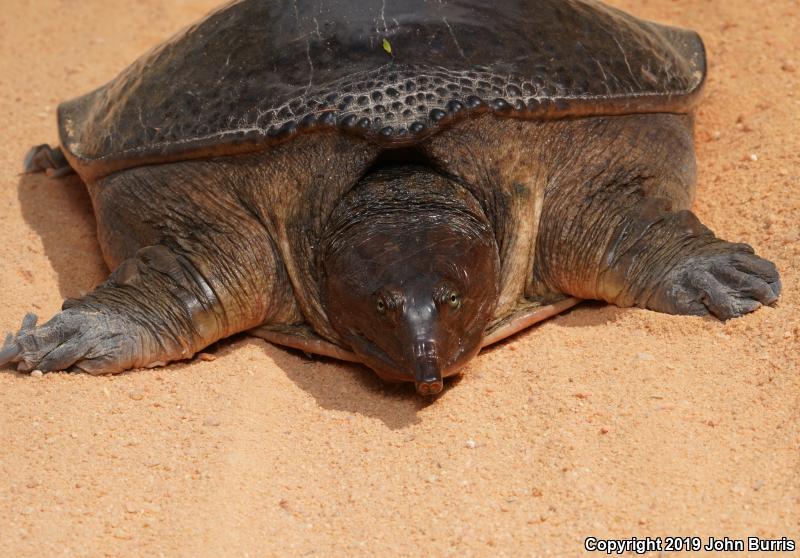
[
  {"xmin": 415, "ymin": 380, "xmax": 443, "ymax": 396},
  {"xmin": 412, "ymin": 338, "xmax": 442, "ymax": 395}
]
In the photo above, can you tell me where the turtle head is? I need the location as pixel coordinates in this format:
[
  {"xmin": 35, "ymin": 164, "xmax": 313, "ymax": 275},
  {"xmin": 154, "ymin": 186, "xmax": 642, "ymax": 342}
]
[{"xmin": 322, "ymin": 166, "xmax": 500, "ymax": 396}]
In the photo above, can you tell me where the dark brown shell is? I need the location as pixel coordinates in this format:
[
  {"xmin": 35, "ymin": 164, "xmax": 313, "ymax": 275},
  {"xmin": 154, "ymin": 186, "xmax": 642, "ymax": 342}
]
[{"xmin": 58, "ymin": 0, "xmax": 706, "ymax": 181}]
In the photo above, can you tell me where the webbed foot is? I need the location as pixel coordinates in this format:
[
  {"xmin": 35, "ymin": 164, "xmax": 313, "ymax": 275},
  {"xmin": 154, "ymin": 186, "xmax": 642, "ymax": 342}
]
[
  {"xmin": 649, "ymin": 243, "xmax": 781, "ymax": 320},
  {"xmin": 0, "ymin": 310, "xmax": 147, "ymax": 374}
]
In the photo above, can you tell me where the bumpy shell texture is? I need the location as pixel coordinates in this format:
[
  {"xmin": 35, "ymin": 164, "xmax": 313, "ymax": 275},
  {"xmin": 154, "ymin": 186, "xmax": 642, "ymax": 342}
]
[{"xmin": 58, "ymin": 0, "xmax": 706, "ymax": 180}]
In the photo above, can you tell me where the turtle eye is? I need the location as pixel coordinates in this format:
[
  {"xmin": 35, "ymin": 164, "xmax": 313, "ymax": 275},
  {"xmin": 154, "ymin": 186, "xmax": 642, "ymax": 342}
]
[
  {"xmin": 376, "ymin": 297, "xmax": 386, "ymax": 314},
  {"xmin": 447, "ymin": 291, "xmax": 461, "ymax": 309}
]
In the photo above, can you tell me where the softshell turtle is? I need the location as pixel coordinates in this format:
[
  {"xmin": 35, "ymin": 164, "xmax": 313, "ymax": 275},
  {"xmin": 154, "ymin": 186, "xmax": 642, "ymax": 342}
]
[{"xmin": 4, "ymin": 0, "xmax": 781, "ymax": 395}]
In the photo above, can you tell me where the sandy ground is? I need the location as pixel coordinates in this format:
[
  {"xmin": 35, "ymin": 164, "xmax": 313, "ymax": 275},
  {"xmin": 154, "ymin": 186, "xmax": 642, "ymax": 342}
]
[{"xmin": 1, "ymin": 1, "xmax": 798, "ymax": 556}]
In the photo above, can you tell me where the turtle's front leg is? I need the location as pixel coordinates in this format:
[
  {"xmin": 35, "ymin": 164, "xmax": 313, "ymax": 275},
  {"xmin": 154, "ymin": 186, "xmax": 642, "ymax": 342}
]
[
  {"xmin": 535, "ymin": 194, "xmax": 781, "ymax": 320},
  {"xmin": 1, "ymin": 245, "xmax": 230, "ymax": 374},
  {"xmin": 602, "ymin": 206, "xmax": 780, "ymax": 319}
]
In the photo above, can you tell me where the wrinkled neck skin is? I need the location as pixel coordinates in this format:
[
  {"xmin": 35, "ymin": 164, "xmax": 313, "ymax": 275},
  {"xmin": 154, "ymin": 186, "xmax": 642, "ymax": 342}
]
[{"xmin": 321, "ymin": 165, "xmax": 500, "ymax": 395}]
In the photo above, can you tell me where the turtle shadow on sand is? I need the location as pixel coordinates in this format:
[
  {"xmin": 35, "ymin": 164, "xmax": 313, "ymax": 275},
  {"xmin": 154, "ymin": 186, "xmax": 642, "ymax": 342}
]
[
  {"xmin": 16, "ymin": 172, "xmax": 107, "ymax": 299},
  {"xmin": 549, "ymin": 301, "xmax": 627, "ymax": 328},
  {"xmin": 262, "ymin": 341, "xmax": 436, "ymax": 429}
]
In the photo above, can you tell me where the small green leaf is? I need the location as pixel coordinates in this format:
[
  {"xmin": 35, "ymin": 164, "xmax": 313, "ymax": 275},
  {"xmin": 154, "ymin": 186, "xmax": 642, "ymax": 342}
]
[{"xmin": 382, "ymin": 38, "xmax": 392, "ymax": 55}]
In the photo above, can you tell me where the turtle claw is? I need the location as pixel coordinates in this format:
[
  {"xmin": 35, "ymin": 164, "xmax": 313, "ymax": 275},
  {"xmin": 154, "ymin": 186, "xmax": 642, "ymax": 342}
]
[
  {"xmin": 0, "ymin": 313, "xmax": 40, "ymax": 369},
  {"xmin": 0, "ymin": 332, "xmax": 22, "ymax": 367},
  {"xmin": 654, "ymin": 244, "xmax": 781, "ymax": 320},
  {"xmin": 20, "ymin": 312, "xmax": 38, "ymax": 332}
]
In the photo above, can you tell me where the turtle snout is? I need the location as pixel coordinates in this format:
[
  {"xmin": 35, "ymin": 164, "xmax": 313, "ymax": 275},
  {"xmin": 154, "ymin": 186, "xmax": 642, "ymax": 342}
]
[{"xmin": 413, "ymin": 340, "xmax": 443, "ymax": 396}]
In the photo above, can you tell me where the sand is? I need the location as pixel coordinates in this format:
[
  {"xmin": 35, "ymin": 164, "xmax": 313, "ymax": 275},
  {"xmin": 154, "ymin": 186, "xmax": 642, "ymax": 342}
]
[{"xmin": 0, "ymin": 1, "xmax": 798, "ymax": 556}]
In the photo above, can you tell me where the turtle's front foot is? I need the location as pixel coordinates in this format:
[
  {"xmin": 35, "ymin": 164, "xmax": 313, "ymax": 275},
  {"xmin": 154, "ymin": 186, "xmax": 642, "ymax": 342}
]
[
  {"xmin": 648, "ymin": 242, "xmax": 781, "ymax": 320},
  {"xmin": 0, "ymin": 309, "xmax": 158, "ymax": 374}
]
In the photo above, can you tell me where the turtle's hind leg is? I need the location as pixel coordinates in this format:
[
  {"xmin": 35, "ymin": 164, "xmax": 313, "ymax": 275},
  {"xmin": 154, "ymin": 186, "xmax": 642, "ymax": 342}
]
[{"xmin": 23, "ymin": 144, "xmax": 75, "ymax": 177}]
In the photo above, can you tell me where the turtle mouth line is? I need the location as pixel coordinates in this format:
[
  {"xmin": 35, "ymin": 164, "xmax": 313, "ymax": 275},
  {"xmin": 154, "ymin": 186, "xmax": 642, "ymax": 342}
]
[{"xmin": 349, "ymin": 330, "xmax": 411, "ymax": 382}]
